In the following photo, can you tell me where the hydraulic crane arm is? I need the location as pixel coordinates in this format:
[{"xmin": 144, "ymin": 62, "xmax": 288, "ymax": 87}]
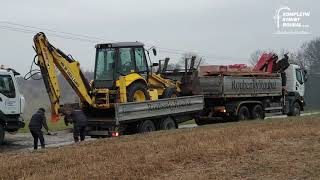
[
  {"xmin": 33, "ymin": 32, "xmax": 93, "ymax": 121},
  {"xmin": 253, "ymin": 53, "xmax": 290, "ymax": 73},
  {"xmin": 253, "ymin": 53, "xmax": 278, "ymax": 73}
]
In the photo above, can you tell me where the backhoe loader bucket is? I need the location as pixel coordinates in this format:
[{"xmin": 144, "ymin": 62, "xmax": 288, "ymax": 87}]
[{"xmin": 51, "ymin": 114, "xmax": 59, "ymax": 123}]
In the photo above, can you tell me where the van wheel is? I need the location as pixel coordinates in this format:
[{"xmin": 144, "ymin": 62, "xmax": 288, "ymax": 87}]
[
  {"xmin": 139, "ymin": 120, "xmax": 156, "ymax": 133},
  {"xmin": 251, "ymin": 104, "xmax": 265, "ymax": 120},
  {"xmin": 161, "ymin": 87, "xmax": 179, "ymax": 99},
  {"xmin": 127, "ymin": 82, "xmax": 150, "ymax": 102},
  {"xmin": 0, "ymin": 124, "xmax": 5, "ymax": 145},
  {"xmin": 160, "ymin": 117, "xmax": 176, "ymax": 130},
  {"xmin": 238, "ymin": 106, "xmax": 250, "ymax": 121}
]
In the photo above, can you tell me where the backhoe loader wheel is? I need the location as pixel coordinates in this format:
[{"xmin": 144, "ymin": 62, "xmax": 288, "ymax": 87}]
[
  {"xmin": 127, "ymin": 82, "xmax": 150, "ymax": 102},
  {"xmin": 161, "ymin": 87, "xmax": 179, "ymax": 99}
]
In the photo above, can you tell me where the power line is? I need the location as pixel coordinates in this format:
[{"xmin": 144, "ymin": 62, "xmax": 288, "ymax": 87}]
[
  {"xmin": 155, "ymin": 46, "xmax": 246, "ymax": 61},
  {"xmin": 0, "ymin": 21, "xmax": 249, "ymax": 62},
  {"xmin": 0, "ymin": 25, "xmax": 98, "ymax": 43},
  {"xmin": 0, "ymin": 21, "xmax": 113, "ymax": 42},
  {"xmin": 157, "ymin": 48, "xmax": 245, "ymax": 62}
]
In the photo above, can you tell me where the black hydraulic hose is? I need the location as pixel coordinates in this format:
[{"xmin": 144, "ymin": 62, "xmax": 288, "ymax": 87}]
[
  {"xmin": 24, "ymin": 54, "xmax": 42, "ymax": 80},
  {"xmin": 55, "ymin": 47, "xmax": 74, "ymax": 63}
]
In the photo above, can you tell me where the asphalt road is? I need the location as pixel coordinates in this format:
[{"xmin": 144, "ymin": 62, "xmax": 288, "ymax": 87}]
[{"xmin": 1, "ymin": 112, "xmax": 319, "ymax": 153}]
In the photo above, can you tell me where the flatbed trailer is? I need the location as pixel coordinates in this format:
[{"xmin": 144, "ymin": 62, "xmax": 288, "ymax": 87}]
[{"xmin": 86, "ymin": 95, "xmax": 204, "ymax": 136}]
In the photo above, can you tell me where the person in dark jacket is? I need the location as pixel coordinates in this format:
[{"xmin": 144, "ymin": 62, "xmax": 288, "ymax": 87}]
[
  {"xmin": 28, "ymin": 108, "xmax": 49, "ymax": 150},
  {"xmin": 64, "ymin": 108, "xmax": 88, "ymax": 142}
]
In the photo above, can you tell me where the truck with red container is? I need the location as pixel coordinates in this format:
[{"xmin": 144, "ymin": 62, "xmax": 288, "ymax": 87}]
[{"xmin": 172, "ymin": 53, "xmax": 307, "ymax": 125}]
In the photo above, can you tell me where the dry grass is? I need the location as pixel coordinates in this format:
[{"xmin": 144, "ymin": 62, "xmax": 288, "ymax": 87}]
[{"xmin": 1, "ymin": 115, "xmax": 320, "ymax": 179}]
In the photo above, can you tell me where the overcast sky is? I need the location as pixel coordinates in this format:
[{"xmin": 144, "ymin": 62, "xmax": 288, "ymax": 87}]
[{"xmin": 0, "ymin": 0, "xmax": 318, "ymax": 74}]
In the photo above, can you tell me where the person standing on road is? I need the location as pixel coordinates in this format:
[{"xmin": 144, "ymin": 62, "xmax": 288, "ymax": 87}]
[
  {"xmin": 64, "ymin": 108, "xmax": 88, "ymax": 143},
  {"xmin": 28, "ymin": 108, "xmax": 49, "ymax": 150}
]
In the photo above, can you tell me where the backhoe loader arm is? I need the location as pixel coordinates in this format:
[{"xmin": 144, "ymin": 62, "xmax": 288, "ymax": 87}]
[{"xmin": 33, "ymin": 32, "xmax": 93, "ymax": 121}]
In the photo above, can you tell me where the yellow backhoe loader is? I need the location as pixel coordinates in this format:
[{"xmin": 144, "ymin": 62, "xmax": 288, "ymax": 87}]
[{"xmin": 33, "ymin": 32, "xmax": 180, "ymax": 121}]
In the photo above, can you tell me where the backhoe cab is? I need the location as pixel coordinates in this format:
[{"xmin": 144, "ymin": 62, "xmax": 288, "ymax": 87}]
[{"xmin": 93, "ymin": 42, "xmax": 180, "ymax": 106}]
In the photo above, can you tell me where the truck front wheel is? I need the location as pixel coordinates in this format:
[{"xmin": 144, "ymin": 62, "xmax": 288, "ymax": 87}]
[
  {"xmin": 139, "ymin": 120, "xmax": 156, "ymax": 133},
  {"xmin": 289, "ymin": 102, "xmax": 301, "ymax": 116},
  {"xmin": 238, "ymin": 106, "xmax": 250, "ymax": 121},
  {"xmin": 0, "ymin": 124, "xmax": 4, "ymax": 145}
]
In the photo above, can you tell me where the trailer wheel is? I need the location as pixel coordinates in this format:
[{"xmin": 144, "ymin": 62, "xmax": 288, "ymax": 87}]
[
  {"xmin": 238, "ymin": 106, "xmax": 250, "ymax": 121},
  {"xmin": 127, "ymin": 82, "xmax": 150, "ymax": 102},
  {"xmin": 251, "ymin": 104, "xmax": 265, "ymax": 120},
  {"xmin": 159, "ymin": 117, "xmax": 176, "ymax": 130},
  {"xmin": 139, "ymin": 120, "xmax": 156, "ymax": 133},
  {"xmin": 195, "ymin": 117, "xmax": 209, "ymax": 126},
  {"xmin": 0, "ymin": 124, "xmax": 4, "ymax": 145},
  {"xmin": 161, "ymin": 87, "xmax": 179, "ymax": 98}
]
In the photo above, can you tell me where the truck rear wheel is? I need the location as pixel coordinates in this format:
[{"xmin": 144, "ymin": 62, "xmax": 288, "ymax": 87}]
[
  {"xmin": 159, "ymin": 117, "xmax": 176, "ymax": 130},
  {"xmin": 138, "ymin": 120, "xmax": 156, "ymax": 133},
  {"xmin": 238, "ymin": 106, "xmax": 250, "ymax": 121},
  {"xmin": 127, "ymin": 82, "xmax": 150, "ymax": 102},
  {"xmin": 251, "ymin": 104, "xmax": 265, "ymax": 120},
  {"xmin": 0, "ymin": 124, "xmax": 4, "ymax": 145}
]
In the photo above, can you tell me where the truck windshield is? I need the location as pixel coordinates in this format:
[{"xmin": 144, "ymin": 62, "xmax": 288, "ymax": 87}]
[
  {"xmin": 0, "ymin": 75, "xmax": 16, "ymax": 98},
  {"xmin": 95, "ymin": 48, "xmax": 115, "ymax": 80}
]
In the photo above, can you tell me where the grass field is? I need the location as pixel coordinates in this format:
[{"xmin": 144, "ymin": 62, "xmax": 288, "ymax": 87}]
[{"xmin": 1, "ymin": 115, "xmax": 320, "ymax": 179}]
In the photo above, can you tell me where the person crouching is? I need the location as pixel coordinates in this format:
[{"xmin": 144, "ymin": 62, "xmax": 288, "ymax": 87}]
[{"xmin": 64, "ymin": 108, "xmax": 88, "ymax": 142}]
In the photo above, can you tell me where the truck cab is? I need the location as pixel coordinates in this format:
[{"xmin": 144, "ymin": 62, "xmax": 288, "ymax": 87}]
[
  {"xmin": 0, "ymin": 66, "xmax": 25, "ymax": 144},
  {"xmin": 285, "ymin": 64, "xmax": 306, "ymax": 97},
  {"xmin": 284, "ymin": 64, "xmax": 306, "ymax": 115}
]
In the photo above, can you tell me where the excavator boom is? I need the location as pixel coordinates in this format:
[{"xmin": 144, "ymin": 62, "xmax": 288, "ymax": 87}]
[{"xmin": 33, "ymin": 32, "xmax": 93, "ymax": 121}]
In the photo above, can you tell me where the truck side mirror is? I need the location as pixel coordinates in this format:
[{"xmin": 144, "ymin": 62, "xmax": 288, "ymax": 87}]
[{"xmin": 152, "ymin": 48, "xmax": 157, "ymax": 56}]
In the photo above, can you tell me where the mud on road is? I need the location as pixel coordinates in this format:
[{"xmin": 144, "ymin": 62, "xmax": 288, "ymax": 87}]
[
  {"xmin": 0, "ymin": 124, "xmax": 197, "ymax": 153},
  {"xmin": 0, "ymin": 129, "xmax": 76, "ymax": 153}
]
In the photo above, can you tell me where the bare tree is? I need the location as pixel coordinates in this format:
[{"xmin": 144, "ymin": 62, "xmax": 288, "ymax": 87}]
[
  {"xmin": 295, "ymin": 37, "xmax": 320, "ymax": 109},
  {"xmin": 249, "ymin": 49, "xmax": 296, "ymax": 66},
  {"xmin": 177, "ymin": 52, "xmax": 205, "ymax": 69},
  {"xmin": 249, "ymin": 49, "xmax": 264, "ymax": 66},
  {"xmin": 295, "ymin": 37, "xmax": 320, "ymax": 73}
]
